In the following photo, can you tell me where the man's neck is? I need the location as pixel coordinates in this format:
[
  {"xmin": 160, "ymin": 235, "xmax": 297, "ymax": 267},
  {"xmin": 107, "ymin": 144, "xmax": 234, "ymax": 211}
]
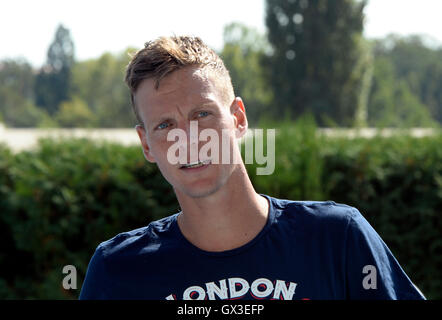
[{"xmin": 175, "ymin": 164, "xmax": 269, "ymax": 252}]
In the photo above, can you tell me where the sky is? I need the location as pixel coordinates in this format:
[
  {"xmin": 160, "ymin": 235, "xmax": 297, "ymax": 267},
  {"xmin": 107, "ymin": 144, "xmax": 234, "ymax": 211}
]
[{"xmin": 1, "ymin": 0, "xmax": 441, "ymax": 68}]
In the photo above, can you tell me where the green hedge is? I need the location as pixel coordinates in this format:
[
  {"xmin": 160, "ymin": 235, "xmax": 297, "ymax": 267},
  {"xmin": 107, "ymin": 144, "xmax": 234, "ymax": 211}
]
[
  {"xmin": 246, "ymin": 119, "xmax": 442, "ymax": 299},
  {"xmin": 0, "ymin": 123, "xmax": 441, "ymax": 299},
  {"xmin": 0, "ymin": 139, "xmax": 179, "ymax": 299}
]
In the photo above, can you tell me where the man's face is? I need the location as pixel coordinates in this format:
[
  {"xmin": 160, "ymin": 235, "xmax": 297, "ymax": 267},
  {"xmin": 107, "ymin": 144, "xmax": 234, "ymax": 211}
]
[{"xmin": 134, "ymin": 66, "xmax": 247, "ymax": 198}]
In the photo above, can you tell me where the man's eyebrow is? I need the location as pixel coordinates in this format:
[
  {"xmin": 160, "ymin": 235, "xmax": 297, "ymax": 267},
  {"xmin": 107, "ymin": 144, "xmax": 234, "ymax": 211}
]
[
  {"xmin": 188, "ymin": 101, "xmax": 217, "ymax": 114},
  {"xmin": 149, "ymin": 101, "xmax": 217, "ymax": 129}
]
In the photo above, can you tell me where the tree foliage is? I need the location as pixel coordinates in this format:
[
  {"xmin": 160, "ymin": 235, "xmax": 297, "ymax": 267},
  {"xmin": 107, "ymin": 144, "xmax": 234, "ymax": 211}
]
[
  {"xmin": 70, "ymin": 50, "xmax": 137, "ymax": 127},
  {"xmin": 34, "ymin": 24, "xmax": 75, "ymax": 115},
  {"xmin": 55, "ymin": 97, "xmax": 95, "ymax": 128},
  {"xmin": 368, "ymin": 35, "xmax": 442, "ymax": 127},
  {"xmin": 220, "ymin": 22, "xmax": 274, "ymax": 126},
  {"xmin": 0, "ymin": 59, "xmax": 52, "ymax": 127},
  {"xmin": 1, "ymin": 21, "xmax": 442, "ymax": 128},
  {"xmin": 265, "ymin": 0, "xmax": 369, "ymax": 126}
]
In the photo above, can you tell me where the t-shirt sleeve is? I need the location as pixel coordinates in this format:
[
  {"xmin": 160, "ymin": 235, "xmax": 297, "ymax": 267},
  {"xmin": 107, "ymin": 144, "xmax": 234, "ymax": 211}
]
[
  {"xmin": 79, "ymin": 244, "xmax": 109, "ymax": 300},
  {"xmin": 345, "ymin": 208, "xmax": 426, "ymax": 300}
]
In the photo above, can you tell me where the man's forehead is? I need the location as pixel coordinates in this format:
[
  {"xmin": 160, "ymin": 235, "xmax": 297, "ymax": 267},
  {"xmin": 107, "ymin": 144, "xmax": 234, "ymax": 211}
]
[
  {"xmin": 146, "ymin": 92, "xmax": 220, "ymax": 118},
  {"xmin": 135, "ymin": 67, "xmax": 222, "ymax": 108},
  {"xmin": 156, "ymin": 66, "xmax": 215, "ymax": 93}
]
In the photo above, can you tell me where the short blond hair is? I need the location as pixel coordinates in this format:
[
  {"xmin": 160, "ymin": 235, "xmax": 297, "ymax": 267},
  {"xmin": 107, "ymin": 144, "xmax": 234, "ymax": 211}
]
[{"xmin": 125, "ymin": 36, "xmax": 234, "ymax": 125}]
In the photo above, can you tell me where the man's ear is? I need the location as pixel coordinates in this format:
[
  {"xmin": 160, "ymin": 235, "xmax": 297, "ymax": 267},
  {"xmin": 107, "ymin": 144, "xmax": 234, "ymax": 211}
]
[
  {"xmin": 231, "ymin": 97, "xmax": 248, "ymax": 139},
  {"xmin": 135, "ymin": 125, "xmax": 156, "ymax": 163}
]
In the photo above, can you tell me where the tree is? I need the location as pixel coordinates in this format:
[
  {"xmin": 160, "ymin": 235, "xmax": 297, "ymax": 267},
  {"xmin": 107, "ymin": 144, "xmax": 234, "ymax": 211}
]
[
  {"xmin": 385, "ymin": 35, "xmax": 442, "ymax": 124},
  {"xmin": 0, "ymin": 58, "xmax": 53, "ymax": 127},
  {"xmin": 369, "ymin": 35, "xmax": 442, "ymax": 127},
  {"xmin": 70, "ymin": 49, "xmax": 137, "ymax": 127},
  {"xmin": 0, "ymin": 58, "xmax": 35, "ymax": 101},
  {"xmin": 367, "ymin": 56, "xmax": 396, "ymax": 126},
  {"xmin": 421, "ymin": 61, "xmax": 442, "ymax": 123},
  {"xmin": 367, "ymin": 55, "xmax": 436, "ymax": 128},
  {"xmin": 265, "ymin": 0, "xmax": 369, "ymax": 126},
  {"xmin": 55, "ymin": 96, "xmax": 95, "ymax": 128},
  {"xmin": 220, "ymin": 23, "xmax": 274, "ymax": 126},
  {"xmin": 35, "ymin": 24, "xmax": 75, "ymax": 115}
]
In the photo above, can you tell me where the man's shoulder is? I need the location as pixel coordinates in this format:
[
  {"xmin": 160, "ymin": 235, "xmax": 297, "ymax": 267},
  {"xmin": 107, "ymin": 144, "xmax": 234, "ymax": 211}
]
[
  {"xmin": 267, "ymin": 194, "xmax": 361, "ymax": 226},
  {"xmin": 96, "ymin": 213, "xmax": 179, "ymax": 258},
  {"xmin": 266, "ymin": 195, "xmax": 367, "ymax": 243}
]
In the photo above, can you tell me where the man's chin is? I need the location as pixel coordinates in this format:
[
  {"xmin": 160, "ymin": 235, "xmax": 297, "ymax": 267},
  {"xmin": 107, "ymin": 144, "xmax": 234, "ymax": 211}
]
[
  {"xmin": 176, "ymin": 183, "xmax": 223, "ymax": 199},
  {"xmin": 172, "ymin": 163, "xmax": 239, "ymax": 199}
]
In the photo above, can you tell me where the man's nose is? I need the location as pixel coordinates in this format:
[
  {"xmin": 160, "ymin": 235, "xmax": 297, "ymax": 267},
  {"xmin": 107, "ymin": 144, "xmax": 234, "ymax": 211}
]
[{"xmin": 176, "ymin": 120, "xmax": 200, "ymax": 162}]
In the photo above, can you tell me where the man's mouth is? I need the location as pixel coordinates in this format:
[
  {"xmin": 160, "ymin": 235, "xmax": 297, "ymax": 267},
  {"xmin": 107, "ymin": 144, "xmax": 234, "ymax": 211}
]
[{"xmin": 180, "ymin": 159, "xmax": 211, "ymax": 169}]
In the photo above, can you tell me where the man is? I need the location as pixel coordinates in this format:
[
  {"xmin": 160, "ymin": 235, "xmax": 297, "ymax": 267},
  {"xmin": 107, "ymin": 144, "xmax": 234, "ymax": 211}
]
[{"xmin": 79, "ymin": 36, "xmax": 425, "ymax": 300}]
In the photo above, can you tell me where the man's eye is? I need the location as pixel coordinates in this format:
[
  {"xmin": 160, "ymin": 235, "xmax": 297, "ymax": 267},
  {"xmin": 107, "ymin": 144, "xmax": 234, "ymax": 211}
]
[
  {"xmin": 157, "ymin": 122, "xmax": 169, "ymax": 130},
  {"xmin": 197, "ymin": 111, "xmax": 209, "ymax": 118}
]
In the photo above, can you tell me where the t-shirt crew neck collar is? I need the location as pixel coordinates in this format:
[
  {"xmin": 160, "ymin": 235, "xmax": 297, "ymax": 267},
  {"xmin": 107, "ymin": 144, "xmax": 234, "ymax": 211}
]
[{"xmin": 171, "ymin": 194, "xmax": 276, "ymax": 257}]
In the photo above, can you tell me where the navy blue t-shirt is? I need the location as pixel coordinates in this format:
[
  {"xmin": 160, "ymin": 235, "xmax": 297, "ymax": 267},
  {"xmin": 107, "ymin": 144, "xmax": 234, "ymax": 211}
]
[{"xmin": 79, "ymin": 194, "xmax": 425, "ymax": 300}]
